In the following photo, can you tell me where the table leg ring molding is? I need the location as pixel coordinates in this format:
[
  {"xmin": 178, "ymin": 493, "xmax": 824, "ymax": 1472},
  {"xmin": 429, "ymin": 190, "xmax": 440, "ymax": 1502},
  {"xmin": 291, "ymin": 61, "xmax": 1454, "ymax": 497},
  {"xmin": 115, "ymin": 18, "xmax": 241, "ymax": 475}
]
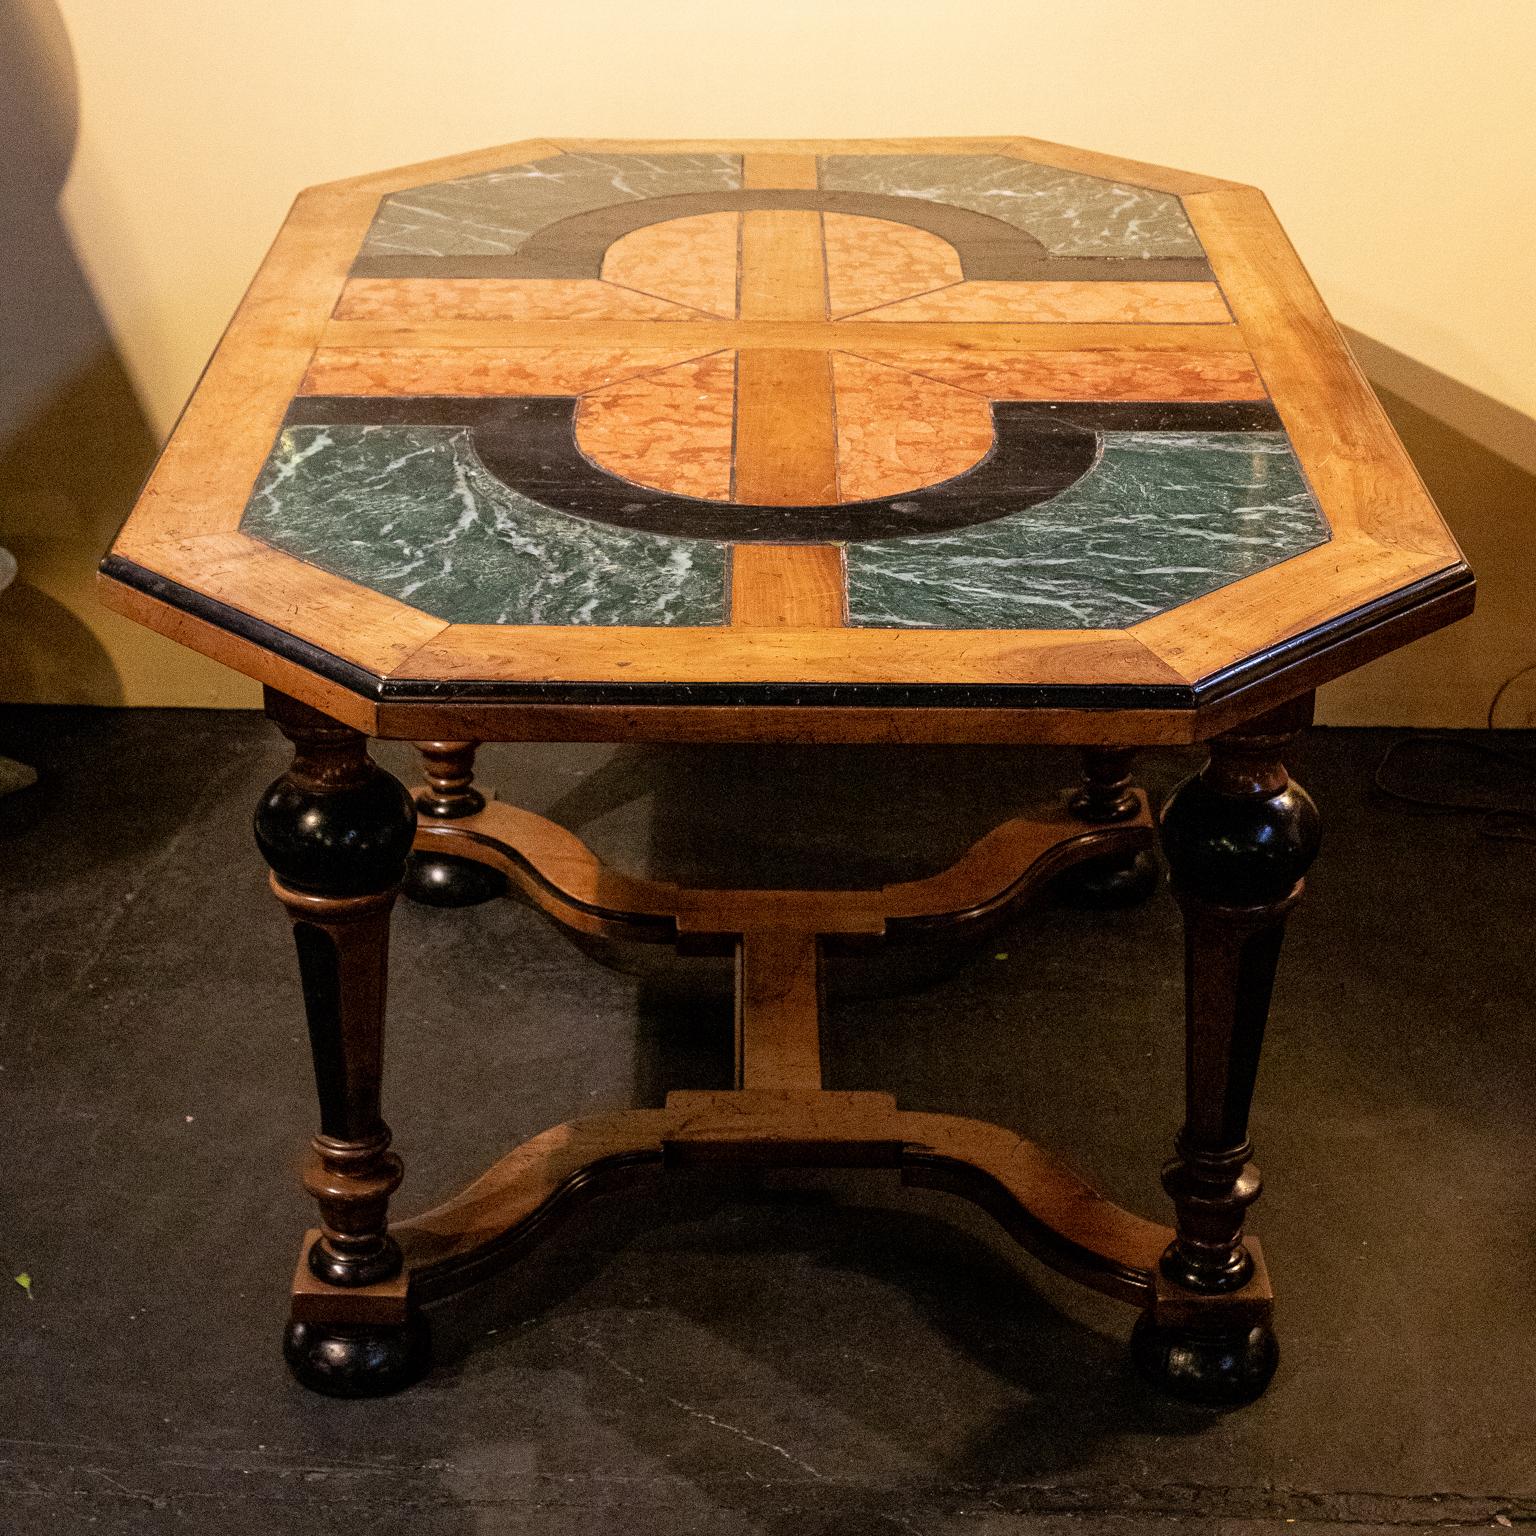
[
  {"xmin": 1053, "ymin": 747, "xmax": 1164, "ymax": 909},
  {"xmin": 402, "ymin": 741, "xmax": 510, "ymax": 907}
]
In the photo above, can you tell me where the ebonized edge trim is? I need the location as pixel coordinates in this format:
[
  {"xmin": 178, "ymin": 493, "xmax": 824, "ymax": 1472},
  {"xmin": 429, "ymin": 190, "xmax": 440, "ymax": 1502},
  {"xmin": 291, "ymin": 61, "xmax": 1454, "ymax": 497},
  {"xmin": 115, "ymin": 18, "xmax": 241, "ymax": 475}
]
[
  {"xmin": 99, "ymin": 555, "xmax": 389, "ymax": 701},
  {"xmin": 98, "ymin": 553, "xmax": 1473, "ymax": 716},
  {"xmin": 1188, "ymin": 563, "xmax": 1475, "ymax": 706}
]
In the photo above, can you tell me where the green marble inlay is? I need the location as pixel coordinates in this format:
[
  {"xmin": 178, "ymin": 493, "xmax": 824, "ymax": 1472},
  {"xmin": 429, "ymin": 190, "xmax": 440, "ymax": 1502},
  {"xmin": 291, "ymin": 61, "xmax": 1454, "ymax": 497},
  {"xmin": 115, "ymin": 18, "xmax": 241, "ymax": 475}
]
[
  {"xmin": 845, "ymin": 432, "xmax": 1327, "ymax": 630},
  {"xmin": 362, "ymin": 152, "xmax": 743, "ymax": 260},
  {"xmin": 241, "ymin": 425, "xmax": 726, "ymax": 626},
  {"xmin": 818, "ymin": 153, "xmax": 1203, "ymax": 260}
]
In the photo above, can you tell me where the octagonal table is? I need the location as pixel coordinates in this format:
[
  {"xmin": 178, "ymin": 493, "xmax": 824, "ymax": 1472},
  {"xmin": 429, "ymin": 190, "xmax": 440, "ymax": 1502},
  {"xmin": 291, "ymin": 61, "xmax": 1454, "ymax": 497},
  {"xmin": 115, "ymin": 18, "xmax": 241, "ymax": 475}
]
[{"xmin": 100, "ymin": 135, "xmax": 1471, "ymax": 1403}]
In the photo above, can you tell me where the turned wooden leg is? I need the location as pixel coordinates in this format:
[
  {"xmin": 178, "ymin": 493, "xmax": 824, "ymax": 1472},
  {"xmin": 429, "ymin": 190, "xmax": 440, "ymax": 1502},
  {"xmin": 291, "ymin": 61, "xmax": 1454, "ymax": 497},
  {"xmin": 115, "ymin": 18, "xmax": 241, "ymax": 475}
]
[
  {"xmin": 1054, "ymin": 747, "xmax": 1160, "ymax": 908},
  {"xmin": 1131, "ymin": 695, "xmax": 1321, "ymax": 1405},
  {"xmin": 401, "ymin": 740, "xmax": 509, "ymax": 907},
  {"xmin": 254, "ymin": 689, "xmax": 428, "ymax": 1396}
]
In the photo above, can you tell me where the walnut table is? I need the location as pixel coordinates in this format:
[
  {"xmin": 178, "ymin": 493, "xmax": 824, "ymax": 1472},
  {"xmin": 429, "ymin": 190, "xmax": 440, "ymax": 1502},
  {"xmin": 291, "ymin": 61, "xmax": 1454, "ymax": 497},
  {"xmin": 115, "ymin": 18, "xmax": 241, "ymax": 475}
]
[{"xmin": 99, "ymin": 135, "xmax": 1472, "ymax": 1403}]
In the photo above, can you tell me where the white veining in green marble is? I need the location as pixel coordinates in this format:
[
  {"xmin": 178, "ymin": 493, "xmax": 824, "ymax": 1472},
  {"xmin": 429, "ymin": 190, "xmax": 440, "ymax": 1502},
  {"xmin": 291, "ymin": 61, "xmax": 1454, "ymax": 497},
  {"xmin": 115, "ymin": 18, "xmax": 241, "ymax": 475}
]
[
  {"xmin": 361, "ymin": 152, "xmax": 742, "ymax": 260},
  {"xmin": 845, "ymin": 433, "xmax": 1327, "ymax": 629},
  {"xmin": 242, "ymin": 425, "xmax": 726, "ymax": 626},
  {"xmin": 818, "ymin": 153, "xmax": 1203, "ymax": 260}
]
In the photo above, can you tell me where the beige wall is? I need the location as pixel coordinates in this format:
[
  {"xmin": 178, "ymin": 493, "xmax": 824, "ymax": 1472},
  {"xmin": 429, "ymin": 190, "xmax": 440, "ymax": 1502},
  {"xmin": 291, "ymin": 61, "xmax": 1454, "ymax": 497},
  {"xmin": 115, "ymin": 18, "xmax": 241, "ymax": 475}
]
[{"xmin": 3, "ymin": 0, "xmax": 1534, "ymax": 720}]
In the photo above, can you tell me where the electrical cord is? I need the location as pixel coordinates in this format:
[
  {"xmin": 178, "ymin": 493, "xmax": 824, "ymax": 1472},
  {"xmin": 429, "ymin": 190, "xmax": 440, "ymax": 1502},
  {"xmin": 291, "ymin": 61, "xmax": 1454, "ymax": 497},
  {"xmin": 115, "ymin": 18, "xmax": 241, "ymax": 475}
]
[{"xmin": 1371, "ymin": 662, "xmax": 1536, "ymax": 843}]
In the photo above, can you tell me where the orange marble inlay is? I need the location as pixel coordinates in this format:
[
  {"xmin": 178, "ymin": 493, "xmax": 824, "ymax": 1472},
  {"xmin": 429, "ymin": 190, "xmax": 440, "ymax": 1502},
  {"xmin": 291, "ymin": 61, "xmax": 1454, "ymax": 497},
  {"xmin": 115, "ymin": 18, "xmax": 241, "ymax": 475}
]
[
  {"xmin": 319, "ymin": 188, "xmax": 1259, "ymax": 513},
  {"xmin": 333, "ymin": 277, "xmax": 702, "ymax": 323},
  {"xmin": 847, "ymin": 347, "xmax": 1267, "ymax": 402},
  {"xmin": 299, "ymin": 347, "xmax": 719, "ymax": 398},
  {"xmin": 575, "ymin": 351, "xmax": 736, "ymax": 501},
  {"xmin": 849, "ymin": 280, "xmax": 1232, "ymax": 325},
  {"xmin": 600, "ymin": 213, "xmax": 740, "ymax": 317},
  {"xmin": 831, "ymin": 353, "xmax": 994, "ymax": 503},
  {"xmin": 823, "ymin": 214, "xmax": 963, "ymax": 318}
]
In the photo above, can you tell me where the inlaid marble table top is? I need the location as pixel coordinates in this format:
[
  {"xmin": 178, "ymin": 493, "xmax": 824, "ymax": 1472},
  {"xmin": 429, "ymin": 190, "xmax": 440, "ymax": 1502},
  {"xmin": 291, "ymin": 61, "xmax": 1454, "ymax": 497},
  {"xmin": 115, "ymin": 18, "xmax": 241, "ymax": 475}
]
[{"xmin": 100, "ymin": 136, "xmax": 1471, "ymax": 741}]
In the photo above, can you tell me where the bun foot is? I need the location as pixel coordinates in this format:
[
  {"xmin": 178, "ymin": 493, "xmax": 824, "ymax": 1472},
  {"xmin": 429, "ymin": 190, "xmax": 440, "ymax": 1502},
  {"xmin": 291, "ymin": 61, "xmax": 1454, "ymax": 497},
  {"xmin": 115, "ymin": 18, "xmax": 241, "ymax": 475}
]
[
  {"xmin": 1130, "ymin": 1311, "xmax": 1277, "ymax": 1405},
  {"xmin": 402, "ymin": 851, "xmax": 508, "ymax": 907},
  {"xmin": 1054, "ymin": 848, "xmax": 1160, "ymax": 909},
  {"xmin": 283, "ymin": 1313, "xmax": 431, "ymax": 1398}
]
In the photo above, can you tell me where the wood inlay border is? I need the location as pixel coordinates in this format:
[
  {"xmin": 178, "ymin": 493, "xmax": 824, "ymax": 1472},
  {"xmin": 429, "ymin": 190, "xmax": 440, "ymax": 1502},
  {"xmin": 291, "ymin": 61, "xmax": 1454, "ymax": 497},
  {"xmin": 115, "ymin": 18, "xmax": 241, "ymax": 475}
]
[
  {"xmin": 741, "ymin": 151, "xmax": 819, "ymax": 190},
  {"xmin": 100, "ymin": 136, "xmax": 1472, "ymax": 736},
  {"xmin": 321, "ymin": 319, "xmax": 1248, "ymax": 351},
  {"xmin": 730, "ymin": 546, "xmax": 845, "ymax": 629}
]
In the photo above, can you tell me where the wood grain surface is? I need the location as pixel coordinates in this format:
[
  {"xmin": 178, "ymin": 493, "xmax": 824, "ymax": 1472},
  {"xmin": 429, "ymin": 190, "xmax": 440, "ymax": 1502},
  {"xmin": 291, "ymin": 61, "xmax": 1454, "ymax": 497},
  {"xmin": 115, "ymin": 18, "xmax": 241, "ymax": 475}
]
[{"xmin": 100, "ymin": 137, "xmax": 1471, "ymax": 741}]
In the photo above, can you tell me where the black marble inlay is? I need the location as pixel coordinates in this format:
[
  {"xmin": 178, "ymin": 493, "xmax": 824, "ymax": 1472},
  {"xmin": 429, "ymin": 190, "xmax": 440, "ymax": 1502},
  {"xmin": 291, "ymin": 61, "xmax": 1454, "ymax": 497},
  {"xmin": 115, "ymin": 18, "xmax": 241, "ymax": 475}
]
[
  {"xmin": 350, "ymin": 190, "xmax": 1213, "ymax": 284},
  {"xmin": 283, "ymin": 396, "xmax": 1280, "ymax": 544}
]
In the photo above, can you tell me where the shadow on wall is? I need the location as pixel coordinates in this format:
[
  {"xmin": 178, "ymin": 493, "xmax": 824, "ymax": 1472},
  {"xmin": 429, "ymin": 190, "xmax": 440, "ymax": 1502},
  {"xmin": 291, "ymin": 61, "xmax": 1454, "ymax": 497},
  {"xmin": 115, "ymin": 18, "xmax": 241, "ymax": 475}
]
[
  {"xmin": 0, "ymin": 0, "xmax": 155, "ymax": 706},
  {"xmin": 1319, "ymin": 331, "xmax": 1536, "ymax": 729}
]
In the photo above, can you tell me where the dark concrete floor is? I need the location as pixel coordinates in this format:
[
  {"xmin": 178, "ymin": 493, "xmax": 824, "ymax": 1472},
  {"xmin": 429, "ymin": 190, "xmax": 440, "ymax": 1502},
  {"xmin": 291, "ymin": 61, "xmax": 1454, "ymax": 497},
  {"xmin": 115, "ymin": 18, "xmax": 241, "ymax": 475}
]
[{"xmin": 2, "ymin": 707, "xmax": 1535, "ymax": 1535}]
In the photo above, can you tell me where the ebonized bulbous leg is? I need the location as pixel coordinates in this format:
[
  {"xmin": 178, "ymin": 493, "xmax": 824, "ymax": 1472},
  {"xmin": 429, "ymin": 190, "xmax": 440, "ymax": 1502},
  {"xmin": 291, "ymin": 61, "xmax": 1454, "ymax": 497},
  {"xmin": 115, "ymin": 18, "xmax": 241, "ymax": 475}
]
[
  {"xmin": 402, "ymin": 740, "xmax": 508, "ymax": 907},
  {"xmin": 1055, "ymin": 747, "xmax": 1160, "ymax": 907},
  {"xmin": 1129, "ymin": 1312, "xmax": 1278, "ymax": 1405},
  {"xmin": 255, "ymin": 689, "xmax": 427, "ymax": 1396},
  {"xmin": 283, "ymin": 1315, "xmax": 432, "ymax": 1399},
  {"xmin": 1135, "ymin": 695, "xmax": 1321, "ymax": 1405}
]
